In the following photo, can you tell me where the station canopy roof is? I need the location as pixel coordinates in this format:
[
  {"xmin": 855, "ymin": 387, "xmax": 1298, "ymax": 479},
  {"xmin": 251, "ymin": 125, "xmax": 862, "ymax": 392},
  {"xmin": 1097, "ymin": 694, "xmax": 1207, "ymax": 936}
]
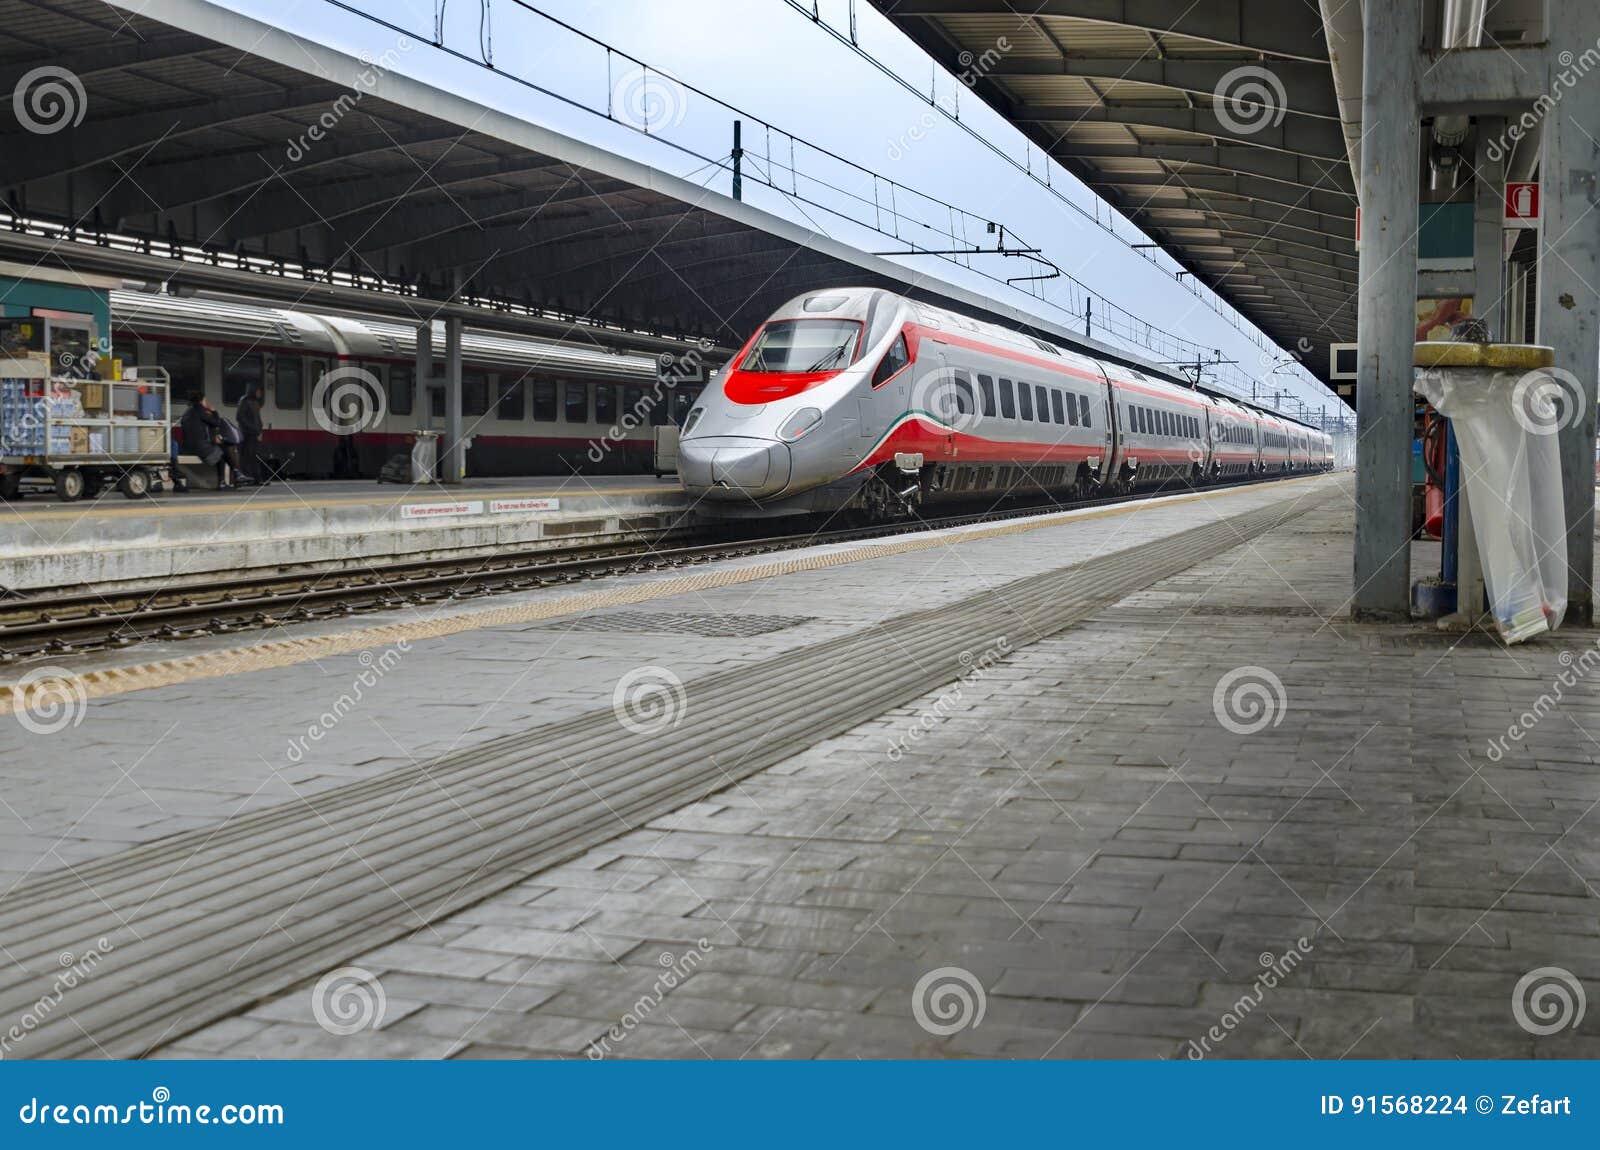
[
  {"xmin": 0, "ymin": 0, "xmax": 1223, "ymax": 382},
  {"xmin": 869, "ymin": 1, "xmax": 1359, "ymax": 384}
]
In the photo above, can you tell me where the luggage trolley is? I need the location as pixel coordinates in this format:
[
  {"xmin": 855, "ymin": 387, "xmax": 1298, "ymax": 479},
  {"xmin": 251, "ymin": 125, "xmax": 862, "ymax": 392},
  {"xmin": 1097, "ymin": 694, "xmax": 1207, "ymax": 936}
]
[{"xmin": 0, "ymin": 365, "xmax": 175, "ymax": 502}]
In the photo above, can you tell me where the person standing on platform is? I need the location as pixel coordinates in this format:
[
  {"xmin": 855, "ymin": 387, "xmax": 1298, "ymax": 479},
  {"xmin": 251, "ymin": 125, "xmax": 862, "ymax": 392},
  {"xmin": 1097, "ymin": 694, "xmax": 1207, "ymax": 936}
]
[{"xmin": 236, "ymin": 383, "xmax": 266, "ymax": 486}]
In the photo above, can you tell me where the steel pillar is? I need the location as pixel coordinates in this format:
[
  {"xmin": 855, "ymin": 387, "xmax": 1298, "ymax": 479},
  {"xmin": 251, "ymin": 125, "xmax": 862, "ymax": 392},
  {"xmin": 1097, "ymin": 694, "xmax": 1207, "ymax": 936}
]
[
  {"xmin": 442, "ymin": 316, "xmax": 464, "ymax": 484},
  {"xmin": 1537, "ymin": 0, "xmax": 1600, "ymax": 623},
  {"xmin": 1352, "ymin": 0, "xmax": 1421, "ymax": 620}
]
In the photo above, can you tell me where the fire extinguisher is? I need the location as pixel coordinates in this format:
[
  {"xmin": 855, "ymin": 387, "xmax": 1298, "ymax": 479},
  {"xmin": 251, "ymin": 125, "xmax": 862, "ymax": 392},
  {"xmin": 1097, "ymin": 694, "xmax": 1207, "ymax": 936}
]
[{"xmin": 1422, "ymin": 409, "xmax": 1448, "ymax": 540}]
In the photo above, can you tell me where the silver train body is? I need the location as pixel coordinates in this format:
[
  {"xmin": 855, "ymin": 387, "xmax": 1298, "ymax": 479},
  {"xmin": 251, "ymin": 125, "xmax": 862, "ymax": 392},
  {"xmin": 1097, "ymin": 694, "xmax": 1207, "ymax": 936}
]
[
  {"xmin": 108, "ymin": 291, "xmax": 701, "ymax": 477},
  {"xmin": 679, "ymin": 289, "xmax": 1333, "ymax": 518}
]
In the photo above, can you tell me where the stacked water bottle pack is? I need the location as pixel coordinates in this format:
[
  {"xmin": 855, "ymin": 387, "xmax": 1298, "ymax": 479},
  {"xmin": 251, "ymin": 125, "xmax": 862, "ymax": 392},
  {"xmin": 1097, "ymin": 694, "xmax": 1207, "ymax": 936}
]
[{"xmin": 1, "ymin": 378, "xmax": 47, "ymax": 455}]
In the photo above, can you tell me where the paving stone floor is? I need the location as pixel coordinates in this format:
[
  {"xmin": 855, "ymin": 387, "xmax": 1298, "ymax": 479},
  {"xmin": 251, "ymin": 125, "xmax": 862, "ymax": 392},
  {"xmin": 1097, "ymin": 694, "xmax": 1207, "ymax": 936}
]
[
  {"xmin": 0, "ymin": 479, "xmax": 1325, "ymax": 889},
  {"xmin": 156, "ymin": 485, "xmax": 1600, "ymax": 1060}
]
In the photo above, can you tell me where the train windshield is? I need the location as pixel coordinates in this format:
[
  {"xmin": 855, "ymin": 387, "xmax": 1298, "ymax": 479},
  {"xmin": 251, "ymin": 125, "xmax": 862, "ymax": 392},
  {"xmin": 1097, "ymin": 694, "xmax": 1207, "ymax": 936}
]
[{"xmin": 740, "ymin": 320, "xmax": 860, "ymax": 373}]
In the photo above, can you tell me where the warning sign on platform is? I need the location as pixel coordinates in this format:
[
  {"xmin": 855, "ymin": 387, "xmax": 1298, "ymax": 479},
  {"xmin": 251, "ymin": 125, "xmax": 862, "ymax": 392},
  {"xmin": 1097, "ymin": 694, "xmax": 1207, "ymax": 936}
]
[
  {"xmin": 399, "ymin": 500, "xmax": 484, "ymax": 520},
  {"xmin": 490, "ymin": 498, "xmax": 560, "ymax": 514}
]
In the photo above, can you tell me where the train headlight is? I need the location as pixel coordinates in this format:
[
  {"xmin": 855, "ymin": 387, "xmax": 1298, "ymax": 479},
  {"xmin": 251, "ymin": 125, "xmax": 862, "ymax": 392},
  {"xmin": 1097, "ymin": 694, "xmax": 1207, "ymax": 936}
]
[
  {"xmin": 777, "ymin": 407, "xmax": 823, "ymax": 441},
  {"xmin": 681, "ymin": 406, "xmax": 704, "ymax": 435}
]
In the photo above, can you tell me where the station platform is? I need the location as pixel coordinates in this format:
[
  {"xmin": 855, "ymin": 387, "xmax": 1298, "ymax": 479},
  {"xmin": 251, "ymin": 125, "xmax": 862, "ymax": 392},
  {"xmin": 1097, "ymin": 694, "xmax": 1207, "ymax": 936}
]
[
  {"xmin": 3, "ymin": 471, "xmax": 1597, "ymax": 1061},
  {"xmin": 0, "ymin": 474, "xmax": 690, "ymax": 594}
]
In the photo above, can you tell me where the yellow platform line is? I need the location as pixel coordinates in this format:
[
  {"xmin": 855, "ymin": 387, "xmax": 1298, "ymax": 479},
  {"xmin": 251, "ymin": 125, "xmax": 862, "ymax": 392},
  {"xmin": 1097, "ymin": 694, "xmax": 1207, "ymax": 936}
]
[{"xmin": 0, "ymin": 475, "xmax": 1335, "ymax": 711}]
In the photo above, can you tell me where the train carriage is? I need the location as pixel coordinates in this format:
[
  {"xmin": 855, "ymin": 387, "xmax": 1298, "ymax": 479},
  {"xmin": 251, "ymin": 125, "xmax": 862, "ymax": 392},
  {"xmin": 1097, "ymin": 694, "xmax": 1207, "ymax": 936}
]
[{"xmin": 108, "ymin": 292, "xmax": 697, "ymax": 478}]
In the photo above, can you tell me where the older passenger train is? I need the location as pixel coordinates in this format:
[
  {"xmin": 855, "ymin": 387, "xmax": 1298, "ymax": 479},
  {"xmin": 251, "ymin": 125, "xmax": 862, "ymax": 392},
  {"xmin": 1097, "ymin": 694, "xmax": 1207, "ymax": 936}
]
[
  {"xmin": 107, "ymin": 291, "xmax": 704, "ymax": 477},
  {"xmin": 678, "ymin": 289, "xmax": 1332, "ymax": 517}
]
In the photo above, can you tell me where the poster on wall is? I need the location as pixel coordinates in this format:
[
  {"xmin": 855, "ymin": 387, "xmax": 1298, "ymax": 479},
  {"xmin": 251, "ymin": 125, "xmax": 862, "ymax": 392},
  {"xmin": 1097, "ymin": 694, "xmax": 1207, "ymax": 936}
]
[{"xmin": 1416, "ymin": 296, "xmax": 1473, "ymax": 342}]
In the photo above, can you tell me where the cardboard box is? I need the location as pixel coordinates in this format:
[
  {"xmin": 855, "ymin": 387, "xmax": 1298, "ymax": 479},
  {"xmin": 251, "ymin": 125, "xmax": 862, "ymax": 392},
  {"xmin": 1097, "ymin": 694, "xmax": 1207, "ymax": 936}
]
[
  {"xmin": 137, "ymin": 426, "xmax": 166, "ymax": 453},
  {"xmin": 78, "ymin": 382, "xmax": 105, "ymax": 411},
  {"xmin": 69, "ymin": 426, "xmax": 89, "ymax": 454},
  {"xmin": 95, "ymin": 358, "xmax": 122, "ymax": 381}
]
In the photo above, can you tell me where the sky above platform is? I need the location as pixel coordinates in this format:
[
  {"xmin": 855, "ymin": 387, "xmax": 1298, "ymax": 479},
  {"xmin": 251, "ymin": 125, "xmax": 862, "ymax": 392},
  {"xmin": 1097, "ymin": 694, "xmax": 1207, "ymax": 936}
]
[{"xmin": 215, "ymin": 0, "xmax": 1343, "ymax": 420}]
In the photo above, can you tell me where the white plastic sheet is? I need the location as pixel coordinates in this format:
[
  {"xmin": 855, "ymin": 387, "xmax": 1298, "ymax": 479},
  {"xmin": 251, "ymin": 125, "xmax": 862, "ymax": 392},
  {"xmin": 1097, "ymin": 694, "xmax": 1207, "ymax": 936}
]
[{"xmin": 1415, "ymin": 367, "xmax": 1567, "ymax": 643}]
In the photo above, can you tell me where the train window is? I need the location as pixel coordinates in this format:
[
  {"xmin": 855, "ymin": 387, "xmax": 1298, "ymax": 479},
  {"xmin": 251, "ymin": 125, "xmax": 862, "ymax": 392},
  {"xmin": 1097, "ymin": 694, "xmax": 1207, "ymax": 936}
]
[
  {"xmin": 1035, "ymin": 386, "xmax": 1049, "ymax": 424},
  {"xmin": 388, "ymin": 364, "xmax": 413, "ymax": 416},
  {"xmin": 742, "ymin": 318, "xmax": 862, "ymax": 373},
  {"xmin": 274, "ymin": 356, "xmax": 304, "ymax": 410},
  {"xmin": 496, "ymin": 378, "xmax": 525, "ymax": 421},
  {"xmin": 1017, "ymin": 381, "xmax": 1033, "ymax": 421},
  {"xmin": 998, "ymin": 378, "xmax": 1015, "ymax": 419},
  {"xmin": 1051, "ymin": 390, "xmax": 1065, "ymax": 425},
  {"xmin": 563, "ymin": 380, "xmax": 589, "ymax": 423},
  {"xmin": 222, "ymin": 351, "xmax": 262, "ymax": 406},
  {"xmin": 1066, "ymin": 393, "xmax": 1079, "ymax": 427},
  {"xmin": 871, "ymin": 333, "xmax": 909, "ymax": 387},
  {"xmin": 673, "ymin": 388, "xmax": 695, "ymax": 425},
  {"xmin": 594, "ymin": 383, "xmax": 616, "ymax": 425},
  {"xmin": 977, "ymin": 374, "xmax": 996, "ymax": 417},
  {"xmin": 156, "ymin": 344, "xmax": 205, "ymax": 400},
  {"xmin": 649, "ymin": 384, "xmax": 671, "ymax": 427},
  {"xmin": 463, "ymin": 372, "xmax": 489, "ymax": 417},
  {"xmin": 950, "ymin": 372, "xmax": 976, "ymax": 419},
  {"xmin": 1133, "ymin": 406, "xmax": 1144, "ymax": 434},
  {"xmin": 1080, "ymin": 394, "xmax": 1090, "ymax": 428},
  {"xmin": 623, "ymin": 386, "xmax": 644, "ymax": 424},
  {"xmin": 532, "ymin": 379, "xmax": 557, "ymax": 422}
]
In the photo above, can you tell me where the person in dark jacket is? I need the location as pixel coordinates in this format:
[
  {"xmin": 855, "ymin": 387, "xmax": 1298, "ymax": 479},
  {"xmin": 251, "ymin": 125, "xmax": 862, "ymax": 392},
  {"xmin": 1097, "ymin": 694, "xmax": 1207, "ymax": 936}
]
[
  {"xmin": 180, "ymin": 392, "xmax": 240, "ymax": 489},
  {"xmin": 235, "ymin": 384, "xmax": 266, "ymax": 486}
]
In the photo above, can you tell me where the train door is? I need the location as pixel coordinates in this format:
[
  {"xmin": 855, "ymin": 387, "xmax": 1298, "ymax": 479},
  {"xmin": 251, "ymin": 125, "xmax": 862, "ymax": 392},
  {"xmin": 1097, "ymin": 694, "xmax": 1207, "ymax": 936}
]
[{"xmin": 934, "ymin": 349, "xmax": 956, "ymax": 459}]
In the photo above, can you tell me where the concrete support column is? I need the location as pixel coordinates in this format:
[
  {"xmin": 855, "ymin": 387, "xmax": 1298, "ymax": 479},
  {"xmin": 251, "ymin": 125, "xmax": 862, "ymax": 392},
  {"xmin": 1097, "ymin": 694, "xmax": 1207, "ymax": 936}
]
[
  {"xmin": 1352, "ymin": 0, "xmax": 1422, "ymax": 620},
  {"xmin": 414, "ymin": 320, "xmax": 433, "ymax": 407},
  {"xmin": 442, "ymin": 316, "xmax": 464, "ymax": 484},
  {"xmin": 1537, "ymin": 0, "xmax": 1600, "ymax": 623}
]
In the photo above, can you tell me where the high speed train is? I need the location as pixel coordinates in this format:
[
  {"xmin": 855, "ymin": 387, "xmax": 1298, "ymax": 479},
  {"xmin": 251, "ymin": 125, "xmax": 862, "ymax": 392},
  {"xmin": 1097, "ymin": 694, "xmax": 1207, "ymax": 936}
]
[{"xmin": 678, "ymin": 289, "xmax": 1333, "ymax": 518}]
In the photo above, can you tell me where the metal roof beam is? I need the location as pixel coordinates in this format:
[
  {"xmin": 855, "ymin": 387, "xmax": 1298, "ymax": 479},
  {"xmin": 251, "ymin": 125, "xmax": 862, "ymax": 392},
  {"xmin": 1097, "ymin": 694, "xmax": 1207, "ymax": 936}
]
[
  {"xmin": 1081, "ymin": 170, "xmax": 1353, "ymax": 221},
  {"xmin": 982, "ymin": 57, "xmax": 1338, "ymax": 119},
  {"xmin": 882, "ymin": 1, "xmax": 1331, "ymax": 62},
  {"xmin": 0, "ymin": 32, "xmax": 218, "ymax": 94},
  {"xmin": 1048, "ymin": 143, "xmax": 1353, "ymax": 195},
  {"xmin": 1015, "ymin": 104, "xmax": 1346, "ymax": 161},
  {"xmin": 0, "ymin": 87, "xmax": 353, "ymax": 186}
]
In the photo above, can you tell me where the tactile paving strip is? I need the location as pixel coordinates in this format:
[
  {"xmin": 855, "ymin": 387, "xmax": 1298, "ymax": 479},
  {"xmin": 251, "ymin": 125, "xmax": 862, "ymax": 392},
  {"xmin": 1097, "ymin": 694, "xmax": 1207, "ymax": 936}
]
[
  {"xmin": 530, "ymin": 611, "xmax": 817, "ymax": 638},
  {"xmin": 0, "ymin": 484, "xmax": 1337, "ymax": 1058}
]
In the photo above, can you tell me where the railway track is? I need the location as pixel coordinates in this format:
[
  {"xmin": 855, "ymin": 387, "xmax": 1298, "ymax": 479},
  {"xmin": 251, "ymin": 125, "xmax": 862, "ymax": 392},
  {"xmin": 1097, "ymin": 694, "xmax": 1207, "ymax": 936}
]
[{"xmin": 0, "ymin": 475, "xmax": 1316, "ymax": 661}]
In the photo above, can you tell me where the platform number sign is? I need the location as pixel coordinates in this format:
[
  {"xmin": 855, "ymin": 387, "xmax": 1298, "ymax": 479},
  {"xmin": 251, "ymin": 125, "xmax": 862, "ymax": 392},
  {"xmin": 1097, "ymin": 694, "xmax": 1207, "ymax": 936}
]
[{"xmin": 1504, "ymin": 182, "xmax": 1540, "ymax": 229}]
